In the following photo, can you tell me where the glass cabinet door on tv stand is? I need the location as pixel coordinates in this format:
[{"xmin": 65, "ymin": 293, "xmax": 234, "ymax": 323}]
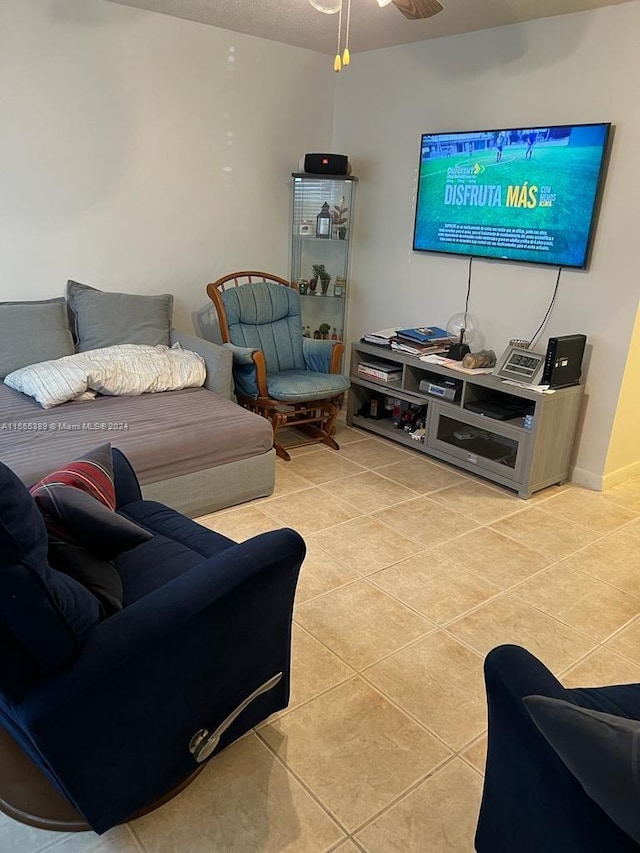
[{"xmin": 290, "ymin": 173, "xmax": 357, "ymax": 344}]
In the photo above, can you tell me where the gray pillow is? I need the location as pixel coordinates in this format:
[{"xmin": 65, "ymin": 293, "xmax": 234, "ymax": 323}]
[
  {"xmin": 524, "ymin": 695, "xmax": 640, "ymax": 844},
  {"xmin": 67, "ymin": 280, "xmax": 173, "ymax": 351},
  {"xmin": 0, "ymin": 298, "xmax": 75, "ymax": 379}
]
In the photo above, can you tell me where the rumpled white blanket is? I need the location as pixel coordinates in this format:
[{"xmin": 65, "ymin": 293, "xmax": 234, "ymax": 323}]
[{"xmin": 4, "ymin": 343, "xmax": 206, "ymax": 409}]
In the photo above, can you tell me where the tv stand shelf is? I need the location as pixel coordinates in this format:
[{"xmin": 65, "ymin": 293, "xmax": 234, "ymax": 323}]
[{"xmin": 347, "ymin": 342, "xmax": 584, "ymax": 498}]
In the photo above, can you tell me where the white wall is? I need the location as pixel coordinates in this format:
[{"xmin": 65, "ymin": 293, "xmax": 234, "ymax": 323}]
[
  {"xmin": 0, "ymin": 0, "xmax": 334, "ymax": 331},
  {"xmin": 333, "ymin": 1, "xmax": 640, "ymax": 486}
]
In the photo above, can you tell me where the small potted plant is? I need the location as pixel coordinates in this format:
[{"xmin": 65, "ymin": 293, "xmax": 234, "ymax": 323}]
[
  {"xmin": 332, "ymin": 196, "xmax": 349, "ymax": 239},
  {"xmin": 312, "ymin": 264, "xmax": 331, "ymax": 295},
  {"xmin": 319, "ymin": 322, "xmax": 331, "ymax": 340}
]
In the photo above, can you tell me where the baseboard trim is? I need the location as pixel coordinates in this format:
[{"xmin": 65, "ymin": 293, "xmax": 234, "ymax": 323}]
[
  {"xmin": 602, "ymin": 459, "xmax": 640, "ymax": 490},
  {"xmin": 570, "ymin": 467, "xmax": 604, "ymax": 491},
  {"xmin": 570, "ymin": 460, "xmax": 640, "ymax": 492}
]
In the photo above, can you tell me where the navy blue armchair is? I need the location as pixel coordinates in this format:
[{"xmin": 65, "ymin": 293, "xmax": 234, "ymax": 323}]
[
  {"xmin": 475, "ymin": 645, "xmax": 640, "ymax": 852},
  {"xmin": 0, "ymin": 449, "xmax": 305, "ymax": 834}
]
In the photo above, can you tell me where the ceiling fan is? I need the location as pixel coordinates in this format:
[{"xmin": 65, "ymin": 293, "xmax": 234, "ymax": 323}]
[
  {"xmin": 385, "ymin": 0, "xmax": 444, "ymax": 21},
  {"xmin": 310, "ymin": 0, "xmax": 444, "ymax": 20},
  {"xmin": 309, "ymin": 0, "xmax": 444, "ymax": 70}
]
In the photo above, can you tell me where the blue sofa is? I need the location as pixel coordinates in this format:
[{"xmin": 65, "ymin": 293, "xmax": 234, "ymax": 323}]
[{"xmin": 0, "ymin": 449, "xmax": 305, "ymax": 834}]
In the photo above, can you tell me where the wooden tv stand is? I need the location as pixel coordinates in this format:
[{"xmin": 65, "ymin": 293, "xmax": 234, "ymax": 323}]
[{"xmin": 346, "ymin": 342, "xmax": 583, "ymax": 499}]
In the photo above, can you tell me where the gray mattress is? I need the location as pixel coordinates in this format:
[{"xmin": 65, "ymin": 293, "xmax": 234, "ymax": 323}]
[{"xmin": 0, "ymin": 382, "xmax": 273, "ymax": 487}]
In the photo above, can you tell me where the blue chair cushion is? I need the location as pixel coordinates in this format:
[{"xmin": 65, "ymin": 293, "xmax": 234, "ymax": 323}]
[
  {"xmin": 266, "ymin": 370, "xmax": 350, "ymax": 403},
  {"xmin": 117, "ymin": 500, "xmax": 237, "ymax": 604},
  {"xmin": 524, "ymin": 695, "xmax": 640, "ymax": 845},
  {"xmin": 221, "ymin": 283, "xmax": 306, "ymax": 373},
  {"xmin": 47, "ymin": 544, "xmax": 125, "ymax": 618},
  {"xmin": 0, "ymin": 462, "xmax": 102, "ymax": 698}
]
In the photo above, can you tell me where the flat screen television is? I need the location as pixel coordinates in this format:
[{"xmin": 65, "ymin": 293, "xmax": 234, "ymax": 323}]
[{"xmin": 413, "ymin": 122, "xmax": 611, "ymax": 269}]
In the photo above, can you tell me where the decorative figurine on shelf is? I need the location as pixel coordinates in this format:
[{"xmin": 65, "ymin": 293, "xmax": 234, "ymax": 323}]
[
  {"xmin": 332, "ymin": 196, "xmax": 349, "ymax": 239},
  {"xmin": 462, "ymin": 349, "xmax": 497, "ymax": 369},
  {"xmin": 316, "ymin": 202, "xmax": 332, "ymax": 239},
  {"xmin": 313, "ymin": 329, "xmax": 321, "ymax": 339}
]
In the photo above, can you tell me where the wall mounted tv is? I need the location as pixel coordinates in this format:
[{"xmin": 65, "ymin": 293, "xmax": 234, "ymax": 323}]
[{"xmin": 413, "ymin": 122, "xmax": 611, "ymax": 269}]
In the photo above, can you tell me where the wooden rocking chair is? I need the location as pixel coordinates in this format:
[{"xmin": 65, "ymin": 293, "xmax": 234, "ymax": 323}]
[{"xmin": 206, "ymin": 271, "xmax": 350, "ymax": 461}]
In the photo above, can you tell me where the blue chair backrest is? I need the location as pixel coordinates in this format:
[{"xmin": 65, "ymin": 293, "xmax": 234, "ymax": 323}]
[
  {"xmin": 221, "ymin": 283, "xmax": 306, "ymax": 373},
  {"xmin": 0, "ymin": 462, "xmax": 102, "ymax": 700}
]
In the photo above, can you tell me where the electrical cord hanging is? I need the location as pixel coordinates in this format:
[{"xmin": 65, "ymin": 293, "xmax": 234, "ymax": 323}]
[
  {"xmin": 530, "ymin": 266, "xmax": 562, "ymax": 348},
  {"xmin": 463, "ymin": 256, "xmax": 473, "ymax": 329}
]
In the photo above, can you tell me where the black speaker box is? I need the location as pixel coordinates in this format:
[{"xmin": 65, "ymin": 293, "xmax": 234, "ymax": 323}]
[
  {"xmin": 303, "ymin": 153, "xmax": 350, "ymax": 176},
  {"xmin": 542, "ymin": 334, "xmax": 587, "ymax": 388}
]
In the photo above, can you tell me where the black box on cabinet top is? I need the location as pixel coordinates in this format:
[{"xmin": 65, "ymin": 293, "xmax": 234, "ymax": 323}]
[
  {"xmin": 302, "ymin": 153, "xmax": 351, "ymax": 175},
  {"xmin": 542, "ymin": 334, "xmax": 587, "ymax": 388}
]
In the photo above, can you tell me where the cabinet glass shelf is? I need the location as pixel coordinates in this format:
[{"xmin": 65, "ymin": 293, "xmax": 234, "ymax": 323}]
[
  {"xmin": 290, "ymin": 173, "xmax": 357, "ymax": 344},
  {"xmin": 300, "ymin": 294, "xmax": 345, "ymax": 299}
]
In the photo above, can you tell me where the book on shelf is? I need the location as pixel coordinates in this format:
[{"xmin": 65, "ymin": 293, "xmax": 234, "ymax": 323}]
[
  {"xmin": 361, "ymin": 327, "xmax": 400, "ymax": 346},
  {"xmin": 358, "ymin": 370, "xmax": 401, "ymax": 382},
  {"xmin": 396, "ymin": 326, "xmax": 450, "ymax": 344},
  {"xmin": 390, "ymin": 340, "xmax": 450, "ymax": 357},
  {"xmin": 357, "ymin": 360, "xmax": 402, "ymax": 381}
]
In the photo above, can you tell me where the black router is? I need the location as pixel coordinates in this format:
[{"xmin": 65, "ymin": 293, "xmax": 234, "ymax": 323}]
[{"xmin": 542, "ymin": 334, "xmax": 587, "ymax": 388}]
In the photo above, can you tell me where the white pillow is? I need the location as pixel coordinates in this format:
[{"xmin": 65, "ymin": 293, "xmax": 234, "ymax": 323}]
[
  {"xmin": 87, "ymin": 345, "xmax": 206, "ymax": 396},
  {"xmin": 4, "ymin": 359, "xmax": 92, "ymax": 409},
  {"xmin": 4, "ymin": 343, "xmax": 206, "ymax": 408}
]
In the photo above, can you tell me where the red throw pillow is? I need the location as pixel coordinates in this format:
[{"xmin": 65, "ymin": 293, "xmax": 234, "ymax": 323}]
[
  {"xmin": 29, "ymin": 444, "xmax": 152, "ymax": 614},
  {"xmin": 31, "ymin": 442, "xmax": 116, "ymax": 507}
]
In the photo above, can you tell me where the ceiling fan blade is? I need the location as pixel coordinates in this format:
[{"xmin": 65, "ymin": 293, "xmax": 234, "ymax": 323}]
[{"xmin": 392, "ymin": 0, "xmax": 444, "ymax": 20}]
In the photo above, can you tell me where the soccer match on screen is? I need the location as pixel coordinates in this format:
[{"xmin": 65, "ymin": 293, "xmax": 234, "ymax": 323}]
[{"xmin": 413, "ymin": 123, "xmax": 610, "ymax": 268}]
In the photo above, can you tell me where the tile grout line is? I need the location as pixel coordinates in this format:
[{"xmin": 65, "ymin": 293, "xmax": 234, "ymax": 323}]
[
  {"xmin": 253, "ymin": 726, "xmax": 353, "ymax": 840},
  {"xmin": 358, "ymin": 669, "xmax": 485, "ymax": 756}
]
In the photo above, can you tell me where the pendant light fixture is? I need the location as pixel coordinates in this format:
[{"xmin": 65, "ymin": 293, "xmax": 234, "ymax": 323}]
[
  {"xmin": 334, "ymin": 0, "xmax": 342, "ymax": 71},
  {"xmin": 332, "ymin": 0, "xmax": 352, "ymax": 73},
  {"xmin": 309, "ymin": 0, "xmax": 341, "ymax": 12},
  {"xmin": 310, "ymin": 0, "xmax": 444, "ymax": 71}
]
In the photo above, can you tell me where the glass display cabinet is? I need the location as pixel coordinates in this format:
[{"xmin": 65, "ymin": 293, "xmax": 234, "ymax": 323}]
[{"xmin": 289, "ymin": 173, "xmax": 357, "ymax": 344}]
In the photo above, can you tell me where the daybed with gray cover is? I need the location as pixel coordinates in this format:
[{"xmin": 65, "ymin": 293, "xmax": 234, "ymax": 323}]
[{"xmin": 0, "ymin": 282, "xmax": 275, "ymax": 516}]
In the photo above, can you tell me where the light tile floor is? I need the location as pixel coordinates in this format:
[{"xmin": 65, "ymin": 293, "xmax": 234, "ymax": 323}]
[{"xmin": 5, "ymin": 420, "xmax": 640, "ymax": 852}]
